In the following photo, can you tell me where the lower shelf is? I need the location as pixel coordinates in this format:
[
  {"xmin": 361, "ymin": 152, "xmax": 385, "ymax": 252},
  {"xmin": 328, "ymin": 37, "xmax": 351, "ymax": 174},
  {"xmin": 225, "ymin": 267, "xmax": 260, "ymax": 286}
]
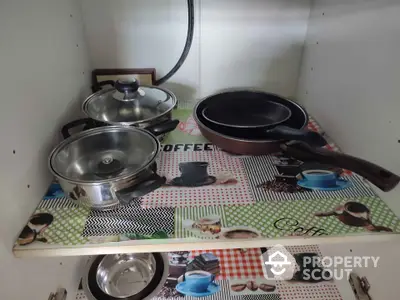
[
  {"xmin": 13, "ymin": 110, "xmax": 400, "ymax": 257},
  {"xmin": 75, "ymin": 245, "xmax": 344, "ymax": 300}
]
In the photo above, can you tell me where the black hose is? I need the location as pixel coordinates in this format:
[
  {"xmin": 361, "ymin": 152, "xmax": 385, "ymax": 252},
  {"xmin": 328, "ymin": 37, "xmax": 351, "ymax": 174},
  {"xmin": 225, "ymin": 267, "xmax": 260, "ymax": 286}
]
[{"xmin": 155, "ymin": 0, "xmax": 195, "ymax": 86}]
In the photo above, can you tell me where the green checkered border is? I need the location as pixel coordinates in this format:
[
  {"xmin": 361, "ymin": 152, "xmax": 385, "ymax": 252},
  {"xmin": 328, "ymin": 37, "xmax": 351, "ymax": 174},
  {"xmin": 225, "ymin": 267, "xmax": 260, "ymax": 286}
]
[
  {"xmin": 34, "ymin": 206, "xmax": 90, "ymax": 245},
  {"xmin": 175, "ymin": 196, "xmax": 400, "ymax": 239}
]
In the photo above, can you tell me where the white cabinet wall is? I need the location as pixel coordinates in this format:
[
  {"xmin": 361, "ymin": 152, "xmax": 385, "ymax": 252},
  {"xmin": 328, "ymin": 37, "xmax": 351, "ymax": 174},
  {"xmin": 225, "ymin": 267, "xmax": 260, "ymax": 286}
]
[
  {"xmin": 0, "ymin": 0, "xmax": 89, "ymax": 299},
  {"xmin": 0, "ymin": 0, "xmax": 399, "ymax": 299},
  {"xmin": 297, "ymin": 0, "xmax": 400, "ymax": 216},
  {"xmin": 81, "ymin": 0, "xmax": 311, "ymax": 105}
]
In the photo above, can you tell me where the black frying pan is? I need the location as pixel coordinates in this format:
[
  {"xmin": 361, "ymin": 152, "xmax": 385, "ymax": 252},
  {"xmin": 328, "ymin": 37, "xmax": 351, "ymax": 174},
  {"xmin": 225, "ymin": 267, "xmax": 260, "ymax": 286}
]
[
  {"xmin": 201, "ymin": 91, "xmax": 326, "ymax": 146},
  {"xmin": 194, "ymin": 91, "xmax": 312, "ymax": 154},
  {"xmin": 202, "ymin": 98, "xmax": 292, "ymax": 129},
  {"xmin": 194, "ymin": 90, "xmax": 400, "ymax": 192}
]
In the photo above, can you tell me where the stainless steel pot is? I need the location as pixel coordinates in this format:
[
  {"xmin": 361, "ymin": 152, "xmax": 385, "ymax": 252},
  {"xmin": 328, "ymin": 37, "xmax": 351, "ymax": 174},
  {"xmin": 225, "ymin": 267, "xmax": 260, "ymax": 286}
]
[
  {"xmin": 83, "ymin": 253, "xmax": 169, "ymax": 300},
  {"xmin": 84, "ymin": 79, "xmax": 177, "ymax": 126},
  {"xmin": 61, "ymin": 79, "xmax": 178, "ymax": 139},
  {"xmin": 49, "ymin": 126, "xmax": 166, "ymax": 210}
]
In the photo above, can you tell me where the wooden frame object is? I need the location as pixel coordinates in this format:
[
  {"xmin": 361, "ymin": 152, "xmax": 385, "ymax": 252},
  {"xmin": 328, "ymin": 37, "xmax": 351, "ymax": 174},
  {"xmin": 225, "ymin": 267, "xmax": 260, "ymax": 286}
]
[{"xmin": 91, "ymin": 68, "xmax": 157, "ymax": 91}]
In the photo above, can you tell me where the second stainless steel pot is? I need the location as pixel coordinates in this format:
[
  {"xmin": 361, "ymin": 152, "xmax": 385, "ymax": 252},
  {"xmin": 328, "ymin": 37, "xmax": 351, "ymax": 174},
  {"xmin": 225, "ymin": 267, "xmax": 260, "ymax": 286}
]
[
  {"xmin": 83, "ymin": 79, "xmax": 177, "ymax": 126},
  {"xmin": 49, "ymin": 126, "xmax": 166, "ymax": 210},
  {"xmin": 61, "ymin": 79, "xmax": 178, "ymax": 139}
]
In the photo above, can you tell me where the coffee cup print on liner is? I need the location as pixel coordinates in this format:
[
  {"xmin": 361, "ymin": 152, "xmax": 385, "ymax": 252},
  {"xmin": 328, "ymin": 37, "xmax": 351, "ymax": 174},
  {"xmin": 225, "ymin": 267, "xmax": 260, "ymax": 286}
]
[
  {"xmin": 220, "ymin": 227, "xmax": 261, "ymax": 240},
  {"xmin": 183, "ymin": 215, "xmax": 222, "ymax": 236},
  {"xmin": 297, "ymin": 169, "xmax": 351, "ymax": 191},
  {"xmin": 17, "ymin": 213, "xmax": 54, "ymax": 246},
  {"xmin": 176, "ymin": 270, "xmax": 220, "ymax": 297},
  {"xmin": 315, "ymin": 202, "xmax": 393, "ymax": 232},
  {"xmin": 184, "ymin": 271, "xmax": 215, "ymax": 293},
  {"xmin": 169, "ymin": 162, "xmax": 217, "ymax": 187}
]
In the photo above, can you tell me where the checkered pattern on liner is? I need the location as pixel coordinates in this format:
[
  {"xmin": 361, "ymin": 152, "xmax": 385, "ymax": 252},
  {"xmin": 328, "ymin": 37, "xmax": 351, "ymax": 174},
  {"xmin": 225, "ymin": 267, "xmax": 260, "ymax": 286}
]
[
  {"xmin": 307, "ymin": 118, "xmax": 325, "ymax": 134},
  {"xmin": 308, "ymin": 118, "xmax": 342, "ymax": 153},
  {"xmin": 141, "ymin": 150, "xmax": 254, "ymax": 208},
  {"xmin": 190, "ymin": 248, "xmax": 264, "ymax": 279},
  {"xmin": 276, "ymin": 284, "xmax": 342, "ymax": 300}
]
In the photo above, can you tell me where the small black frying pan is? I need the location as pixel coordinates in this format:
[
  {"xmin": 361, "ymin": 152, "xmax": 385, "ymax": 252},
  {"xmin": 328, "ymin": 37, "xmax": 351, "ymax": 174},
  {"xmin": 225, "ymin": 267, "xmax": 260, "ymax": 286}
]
[
  {"xmin": 202, "ymin": 99, "xmax": 292, "ymax": 128},
  {"xmin": 201, "ymin": 91, "xmax": 326, "ymax": 147}
]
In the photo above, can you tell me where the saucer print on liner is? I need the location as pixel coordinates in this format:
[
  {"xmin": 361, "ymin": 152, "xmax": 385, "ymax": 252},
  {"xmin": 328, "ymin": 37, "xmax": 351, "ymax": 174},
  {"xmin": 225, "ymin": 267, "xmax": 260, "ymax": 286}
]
[
  {"xmin": 176, "ymin": 271, "xmax": 220, "ymax": 297},
  {"xmin": 169, "ymin": 162, "xmax": 216, "ymax": 187},
  {"xmin": 297, "ymin": 169, "xmax": 351, "ymax": 191}
]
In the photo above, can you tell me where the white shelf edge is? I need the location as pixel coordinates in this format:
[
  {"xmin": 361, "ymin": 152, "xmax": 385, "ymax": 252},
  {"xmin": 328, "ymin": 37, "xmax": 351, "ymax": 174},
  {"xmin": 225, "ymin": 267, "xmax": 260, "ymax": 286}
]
[{"xmin": 13, "ymin": 232, "xmax": 400, "ymax": 258}]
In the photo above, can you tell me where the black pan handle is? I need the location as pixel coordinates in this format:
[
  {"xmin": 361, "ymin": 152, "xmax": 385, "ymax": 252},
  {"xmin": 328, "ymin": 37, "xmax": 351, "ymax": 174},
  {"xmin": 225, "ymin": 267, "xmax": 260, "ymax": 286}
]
[
  {"xmin": 282, "ymin": 142, "xmax": 400, "ymax": 192},
  {"xmin": 146, "ymin": 119, "xmax": 179, "ymax": 136},
  {"xmin": 116, "ymin": 174, "xmax": 166, "ymax": 205},
  {"xmin": 267, "ymin": 125, "xmax": 327, "ymax": 147},
  {"xmin": 61, "ymin": 118, "xmax": 93, "ymax": 139}
]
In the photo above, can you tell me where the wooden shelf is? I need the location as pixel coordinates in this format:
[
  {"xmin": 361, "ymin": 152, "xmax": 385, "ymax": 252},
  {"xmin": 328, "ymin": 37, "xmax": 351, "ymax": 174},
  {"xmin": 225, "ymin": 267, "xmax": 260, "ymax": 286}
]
[
  {"xmin": 13, "ymin": 110, "xmax": 400, "ymax": 258},
  {"xmin": 14, "ymin": 232, "xmax": 399, "ymax": 258}
]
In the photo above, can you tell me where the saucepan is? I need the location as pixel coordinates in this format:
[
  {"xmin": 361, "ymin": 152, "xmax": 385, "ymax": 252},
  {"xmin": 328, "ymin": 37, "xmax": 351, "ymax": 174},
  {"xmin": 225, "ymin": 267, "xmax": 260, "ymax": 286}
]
[
  {"xmin": 49, "ymin": 125, "xmax": 172, "ymax": 210},
  {"xmin": 62, "ymin": 79, "xmax": 178, "ymax": 139},
  {"xmin": 194, "ymin": 90, "xmax": 400, "ymax": 192},
  {"xmin": 83, "ymin": 253, "xmax": 168, "ymax": 300}
]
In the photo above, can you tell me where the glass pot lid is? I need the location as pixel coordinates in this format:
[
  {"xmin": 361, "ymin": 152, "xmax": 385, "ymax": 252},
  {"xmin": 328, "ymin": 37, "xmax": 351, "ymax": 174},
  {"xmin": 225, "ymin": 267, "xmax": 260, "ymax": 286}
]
[
  {"xmin": 83, "ymin": 79, "xmax": 177, "ymax": 125},
  {"xmin": 49, "ymin": 126, "xmax": 159, "ymax": 183}
]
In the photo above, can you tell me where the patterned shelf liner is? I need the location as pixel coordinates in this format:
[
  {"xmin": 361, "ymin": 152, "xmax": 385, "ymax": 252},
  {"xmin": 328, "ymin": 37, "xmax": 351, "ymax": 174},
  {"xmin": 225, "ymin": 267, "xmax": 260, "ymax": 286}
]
[{"xmin": 13, "ymin": 109, "xmax": 400, "ymax": 254}]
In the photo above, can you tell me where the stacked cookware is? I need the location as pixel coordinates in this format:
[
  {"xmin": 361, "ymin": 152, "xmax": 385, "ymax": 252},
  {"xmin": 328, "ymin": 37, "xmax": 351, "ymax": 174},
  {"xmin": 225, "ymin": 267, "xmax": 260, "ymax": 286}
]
[
  {"xmin": 48, "ymin": 87, "xmax": 399, "ymax": 300},
  {"xmin": 47, "ymin": 79, "xmax": 176, "ymax": 300},
  {"xmin": 193, "ymin": 90, "xmax": 400, "ymax": 192},
  {"xmin": 48, "ymin": 79, "xmax": 179, "ymax": 209}
]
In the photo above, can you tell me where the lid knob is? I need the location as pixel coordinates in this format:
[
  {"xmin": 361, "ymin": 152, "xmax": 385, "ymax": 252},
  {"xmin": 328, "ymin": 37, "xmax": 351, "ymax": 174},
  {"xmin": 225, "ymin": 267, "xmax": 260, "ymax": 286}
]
[{"xmin": 115, "ymin": 79, "xmax": 139, "ymax": 94}]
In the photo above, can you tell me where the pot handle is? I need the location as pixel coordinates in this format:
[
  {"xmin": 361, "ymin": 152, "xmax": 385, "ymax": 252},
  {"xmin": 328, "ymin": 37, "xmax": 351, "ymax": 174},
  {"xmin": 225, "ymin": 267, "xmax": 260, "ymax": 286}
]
[
  {"xmin": 61, "ymin": 118, "xmax": 94, "ymax": 139},
  {"xmin": 91, "ymin": 80, "xmax": 115, "ymax": 93},
  {"xmin": 282, "ymin": 142, "xmax": 400, "ymax": 192},
  {"xmin": 68, "ymin": 192, "xmax": 78, "ymax": 201},
  {"xmin": 146, "ymin": 119, "xmax": 179, "ymax": 136},
  {"xmin": 267, "ymin": 126, "xmax": 327, "ymax": 147},
  {"xmin": 115, "ymin": 174, "xmax": 166, "ymax": 205}
]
